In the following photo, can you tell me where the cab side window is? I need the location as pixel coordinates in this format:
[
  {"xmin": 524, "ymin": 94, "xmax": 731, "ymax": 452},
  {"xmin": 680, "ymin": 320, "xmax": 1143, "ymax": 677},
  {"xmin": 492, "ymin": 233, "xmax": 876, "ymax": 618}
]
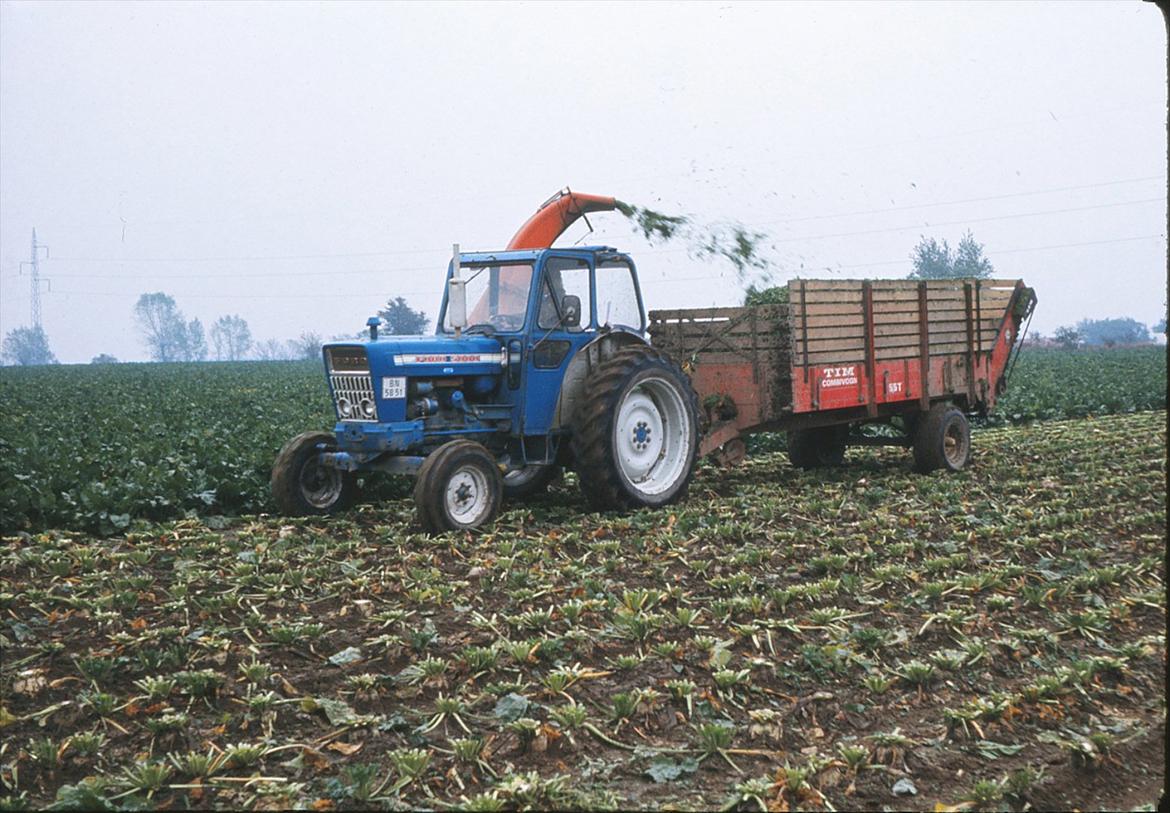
[
  {"xmin": 595, "ymin": 259, "xmax": 643, "ymax": 330},
  {"xmin": 538, "ymin": 257, "xmax": 592, "ymax": 331}
]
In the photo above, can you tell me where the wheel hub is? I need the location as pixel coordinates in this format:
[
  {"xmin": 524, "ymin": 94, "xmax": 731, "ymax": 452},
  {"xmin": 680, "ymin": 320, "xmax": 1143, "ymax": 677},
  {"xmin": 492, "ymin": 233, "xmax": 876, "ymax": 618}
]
[
  {"xmin": 631, "ymin": 421, "xmax": 652, "ymax": 450},
  {"xmin": 614, "ymin": 376, "xmax": 693, "ymax": 495},
  {"xmin": 445, "ymin": 465, "xmax": 490, "ymax": 524}
]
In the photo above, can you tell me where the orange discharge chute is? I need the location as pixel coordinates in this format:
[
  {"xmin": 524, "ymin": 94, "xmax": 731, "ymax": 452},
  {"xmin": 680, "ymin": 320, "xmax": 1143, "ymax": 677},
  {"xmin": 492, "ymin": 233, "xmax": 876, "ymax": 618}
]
[
  {"xmin": 463, "ymin": 190, "xmax": 617, "ymax": 327},
  {"xmin": 506, "ymin": 189, "xmax": 617, "ymax": 250}
]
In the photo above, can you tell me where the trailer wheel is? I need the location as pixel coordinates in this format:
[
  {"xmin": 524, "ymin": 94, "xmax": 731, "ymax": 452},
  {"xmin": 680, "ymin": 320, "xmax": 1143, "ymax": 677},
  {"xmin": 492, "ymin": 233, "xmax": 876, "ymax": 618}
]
[
  {"xmin": 503, "ymin": 464, "xmax": 562, "ymax": 500},
  {"xmin": 787, "ymin": 427, "xmax": 847, "ymax": 469},
  {"xmin": 271, "ymin": 431, "xmax": 358, "ymax": 516},
  {"xmin": 913, "ymin": 403, "xmax": 971, "ymax": 473},
  {"xmin": 572, "ymin": 345, "xmax": 700, "ymax": 510},
  {"xmin": 413, "ymin": 440, "xmax": 503, "ymax": 532}
]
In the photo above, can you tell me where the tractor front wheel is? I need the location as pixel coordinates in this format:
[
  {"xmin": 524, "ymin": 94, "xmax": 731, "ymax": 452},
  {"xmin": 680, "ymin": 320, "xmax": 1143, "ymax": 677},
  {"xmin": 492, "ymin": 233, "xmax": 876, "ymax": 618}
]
[
  {"xmin": 271, "ymin": 431, "xmax": 358, "ymax": 516},
  {"xmin": 572, "ymin": 345, "xmax": 700, "ymax": 510},
  {"xmin": 414, "ymin": 440, "xmax": 504, "ymax": 533},
  {"xmin": 912, "ymin": 403, "xmax": 971, "ymax": 473}
]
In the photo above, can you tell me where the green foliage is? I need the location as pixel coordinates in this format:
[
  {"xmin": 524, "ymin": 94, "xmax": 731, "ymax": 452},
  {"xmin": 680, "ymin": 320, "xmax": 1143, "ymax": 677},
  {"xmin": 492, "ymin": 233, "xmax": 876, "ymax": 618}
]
[
  {"xmin": 0, "ymin": 346, "xmax": 1165, "ymax": 533},
  {"xmin": 743, "ymin": 285, "xmax": 789, "ymax": 306},
  {"xmin": 0, "ymin": 360, "xmax": 332, "ymax": 534},
  {"xmin": 616, "ymin": 201, "xmax": 772, "ymax": 280},
  {"xmin": 987, "ymin": 346, "xmax": 1166, "ymax": 424},
  {"xmin": 908, "ymin": 231, "xmax": 993, "ymax": 280}
]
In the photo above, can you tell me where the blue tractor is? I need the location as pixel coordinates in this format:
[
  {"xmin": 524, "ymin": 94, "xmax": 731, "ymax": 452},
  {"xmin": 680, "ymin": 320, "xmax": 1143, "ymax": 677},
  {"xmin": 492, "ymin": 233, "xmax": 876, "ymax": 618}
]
[{"xmin": 271, "ymin": 241, "xmax": 701, "ymax": 532}]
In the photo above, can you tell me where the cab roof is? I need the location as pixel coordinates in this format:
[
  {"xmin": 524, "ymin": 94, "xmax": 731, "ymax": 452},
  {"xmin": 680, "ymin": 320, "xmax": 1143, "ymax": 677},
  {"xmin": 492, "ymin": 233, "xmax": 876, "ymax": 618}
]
[{"xmin": 458, "ymin": 246, "xmax": 626, "ymax": 264}]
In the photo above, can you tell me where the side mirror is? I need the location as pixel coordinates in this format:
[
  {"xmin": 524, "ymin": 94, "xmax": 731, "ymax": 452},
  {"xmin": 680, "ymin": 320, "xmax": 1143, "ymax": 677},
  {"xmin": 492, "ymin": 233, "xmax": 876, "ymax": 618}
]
[{"xmin": 561, "ymin": 294, "xmax": 581, "ymax": 328}]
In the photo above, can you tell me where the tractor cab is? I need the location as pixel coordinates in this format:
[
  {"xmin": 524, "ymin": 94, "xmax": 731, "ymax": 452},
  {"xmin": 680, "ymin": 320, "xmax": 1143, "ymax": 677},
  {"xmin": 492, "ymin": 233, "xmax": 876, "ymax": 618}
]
[{"xmin": 437, "ymin": 246, "xmax": 647, "ymax": 437}]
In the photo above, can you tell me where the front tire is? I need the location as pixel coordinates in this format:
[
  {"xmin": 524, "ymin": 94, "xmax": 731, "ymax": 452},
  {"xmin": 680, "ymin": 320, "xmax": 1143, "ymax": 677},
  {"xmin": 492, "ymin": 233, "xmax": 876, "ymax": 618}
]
[
  {"xmin": 572, "ymin": 346, "xmax": 700, "ymax": 510},
  {"xmin": 413, "ymin": 440, "xmax": 504, "ymax": 533},
  {"xmin": 271, "ymin": 431, "xmax": 358, "ymax": 516},
  {"xmin": 912, "ymin": 403, "xmax": 971, "ymax": 473}
]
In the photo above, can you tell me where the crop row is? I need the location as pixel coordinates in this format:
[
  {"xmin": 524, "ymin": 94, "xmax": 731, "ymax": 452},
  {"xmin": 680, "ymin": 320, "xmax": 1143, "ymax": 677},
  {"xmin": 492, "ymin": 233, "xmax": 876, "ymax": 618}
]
[{"xmin": 0, "ymin": 410, "xmax": 1164, "ymax": 810}]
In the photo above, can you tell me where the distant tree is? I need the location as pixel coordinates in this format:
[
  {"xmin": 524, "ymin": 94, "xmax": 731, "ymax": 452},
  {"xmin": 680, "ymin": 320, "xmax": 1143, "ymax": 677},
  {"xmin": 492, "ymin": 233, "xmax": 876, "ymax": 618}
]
[
  {"xmin": 908, "ymin": 231, "xmax": 993, "ymax": 280},
  {"xmin": 290, "ymin": 332, "xmax": 324, "ymax": 361},
  {"xmin": 1053, "ymin": 326, "xmax": 1081, "ymax": 349},
  {"xmin": 210, "ymin": 315, "xmax": 252, "ymax": 360},
  {"xmin": 134, "ymin": 293, "xmax": 188, "ymax": 361},
  {"xmin": 91, "ymin": 353, "xmax": 118, "ymax": 364},
  {"xmin": 1154, "ymin": 318, "xmax": 1167, "ymax": 335},
  {"xmin": 1076, "ymin": 317, "xmax": 1151, "ymax": 347},
  {"xmin": 254, "ymin": 338, "xmax": 293, "ymax": 361},
  {"xmin": 2, "ymin": 326, "xmax": 57, "ymax": 366},
  {"xmin": 378, "ymin": 296, "xmax": 429, "ymax": 335},
  {"xmin": 183, "ymin": 319, "xmax": 208, "ymax": 361}
]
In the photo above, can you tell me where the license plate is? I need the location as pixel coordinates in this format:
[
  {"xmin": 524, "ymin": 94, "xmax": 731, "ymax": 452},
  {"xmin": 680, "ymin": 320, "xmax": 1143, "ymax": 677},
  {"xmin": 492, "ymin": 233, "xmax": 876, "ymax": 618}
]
[{"xmin": 382, "ymin": 377, "xmax": 406, "ymax": 399}]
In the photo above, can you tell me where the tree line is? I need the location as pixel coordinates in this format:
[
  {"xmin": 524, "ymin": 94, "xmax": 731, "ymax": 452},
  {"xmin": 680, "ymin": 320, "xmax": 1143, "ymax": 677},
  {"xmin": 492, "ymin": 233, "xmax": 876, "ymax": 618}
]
[{"xmin": 1, "ymin": 293, "xmax": 429, "ymax": 366}]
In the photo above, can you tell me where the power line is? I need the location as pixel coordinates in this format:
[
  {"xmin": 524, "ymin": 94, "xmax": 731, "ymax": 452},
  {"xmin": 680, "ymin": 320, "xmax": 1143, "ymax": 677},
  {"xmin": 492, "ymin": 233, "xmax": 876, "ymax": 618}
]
[
  {"xmin": 35, "ymin": 195, "xmax": 1165, "ymax": 271},
  {"xmin": 747, "ymin": 175, "xmax": 1164, "ymax": 227},
  {"xmin": 42, "ymin": 232, "xmax": 1165, "ymax": 300},
  {"xmin": 754, "ymin": 197, "xmax": 1164, "ymax": 245}
]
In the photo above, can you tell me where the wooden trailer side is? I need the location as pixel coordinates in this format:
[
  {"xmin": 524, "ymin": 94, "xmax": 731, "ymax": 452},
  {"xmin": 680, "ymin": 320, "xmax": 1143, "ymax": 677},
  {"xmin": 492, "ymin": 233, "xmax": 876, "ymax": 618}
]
[
  {"xmin": 647, "ymin": 304, "xmax": 792, "ymax": 437},
  {"xmin": 789, "ymin": 279, "xmax": 1026, "ymax": 414}
]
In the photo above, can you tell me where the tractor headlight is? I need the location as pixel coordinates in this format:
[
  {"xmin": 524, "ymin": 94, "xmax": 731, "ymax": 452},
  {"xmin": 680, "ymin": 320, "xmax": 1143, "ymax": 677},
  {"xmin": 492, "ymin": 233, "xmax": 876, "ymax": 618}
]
[
  {"xmin": 337, "ymin": 397, "xmax": 353, "ymax": 418},
  {"xmin": 360, "ymin": 397, "xmax": 376, "ymax": 418}
]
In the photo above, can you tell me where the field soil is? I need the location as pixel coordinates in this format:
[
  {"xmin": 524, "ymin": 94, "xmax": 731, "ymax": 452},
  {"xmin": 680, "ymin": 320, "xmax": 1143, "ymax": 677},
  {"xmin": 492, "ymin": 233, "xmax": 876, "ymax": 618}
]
[{"xmin": 1, "ymin": 411, "xmax": 1165, "ymax": 811}]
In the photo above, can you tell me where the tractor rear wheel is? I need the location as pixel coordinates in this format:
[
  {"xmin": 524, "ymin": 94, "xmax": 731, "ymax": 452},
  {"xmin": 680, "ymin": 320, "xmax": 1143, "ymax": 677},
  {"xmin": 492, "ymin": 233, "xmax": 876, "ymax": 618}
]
[
  {"xmin": 572, "ymin": 345, "xmax": 700, "ymax": 510},
  {"xmin": 787, "ymin": 426, "xmax": 848, "ymax": 469},
  {"xmin": 502, "ymin": 464, "xmax": 562, "ymax": 500},
  {"xmin": 271, "ymin": 431, "xmax": 358, "ymax": 516},
  {"xmin": 413, "ymin": 440, "xmax": 503, "ymax": 532},
  {"xmin": 912, "ymin": 403, "xmax": 971, "ymax": 473}
]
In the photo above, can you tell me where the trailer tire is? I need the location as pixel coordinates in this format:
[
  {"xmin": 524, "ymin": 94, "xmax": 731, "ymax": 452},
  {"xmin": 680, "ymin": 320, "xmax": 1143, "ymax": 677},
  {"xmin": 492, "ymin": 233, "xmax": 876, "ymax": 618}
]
[
  {"xmin": 414, "ymin": 439, "xmax": 503, "ymax": 533},
  {"xmin": 271, "ymin": 431, "xmax": 358, "ymax": 516},
  {"xmin": 787, "ymin": 426, "xmax": 848, "ymax": 469},
  {"xmin": 913, "ymin": 403, "xmax": 971, "ymax": 473},
  {"xmin": 572, "ymin": 345, "xmax": 700, "ymax": 511},
  {"xmin": 503, "ymin": 465, "xmax": 562, "ymax": 500}
]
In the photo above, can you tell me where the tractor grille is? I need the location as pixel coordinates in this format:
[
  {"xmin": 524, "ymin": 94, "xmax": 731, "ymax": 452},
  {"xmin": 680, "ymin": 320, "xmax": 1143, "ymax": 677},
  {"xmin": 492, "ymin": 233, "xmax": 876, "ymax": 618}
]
[{"xmin": 330, "ymin": 373, "xmax": 378, "ymax": 422}]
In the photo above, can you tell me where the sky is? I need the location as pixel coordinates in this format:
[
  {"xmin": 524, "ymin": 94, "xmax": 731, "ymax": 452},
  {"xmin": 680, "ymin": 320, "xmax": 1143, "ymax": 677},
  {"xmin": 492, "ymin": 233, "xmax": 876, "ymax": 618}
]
[{"xmin": 0, "ymin": 0, "xmax": 1166, "ymax": 363}]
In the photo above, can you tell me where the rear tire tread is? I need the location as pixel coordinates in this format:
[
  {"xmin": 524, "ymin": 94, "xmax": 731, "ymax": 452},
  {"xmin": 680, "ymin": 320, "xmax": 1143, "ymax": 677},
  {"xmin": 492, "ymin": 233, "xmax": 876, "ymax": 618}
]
[{"xmin": 571, "ymin": 345, "xmax": 700, "ymax": 511}]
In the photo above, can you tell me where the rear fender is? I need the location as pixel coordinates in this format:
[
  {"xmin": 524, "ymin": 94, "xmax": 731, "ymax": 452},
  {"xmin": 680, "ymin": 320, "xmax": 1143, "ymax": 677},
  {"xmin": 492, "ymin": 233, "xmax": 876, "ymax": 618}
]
[{"xmin": 550, "ymin": 329, "xmax": 648, "ymax": 430}]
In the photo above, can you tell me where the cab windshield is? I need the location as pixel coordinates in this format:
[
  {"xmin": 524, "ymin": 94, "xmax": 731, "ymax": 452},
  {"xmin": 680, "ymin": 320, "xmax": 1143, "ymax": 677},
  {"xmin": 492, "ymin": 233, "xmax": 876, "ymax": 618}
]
[{"xmin": 444, "ymin": 262, "xmax": 534, "ymax": 333}]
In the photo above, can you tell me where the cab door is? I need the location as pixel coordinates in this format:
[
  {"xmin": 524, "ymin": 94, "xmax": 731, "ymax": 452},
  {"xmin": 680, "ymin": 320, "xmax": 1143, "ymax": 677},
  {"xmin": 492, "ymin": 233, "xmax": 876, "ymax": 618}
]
[{"xmin": 521, "ymin": 254, "xmax": 595, "ymax": 438}]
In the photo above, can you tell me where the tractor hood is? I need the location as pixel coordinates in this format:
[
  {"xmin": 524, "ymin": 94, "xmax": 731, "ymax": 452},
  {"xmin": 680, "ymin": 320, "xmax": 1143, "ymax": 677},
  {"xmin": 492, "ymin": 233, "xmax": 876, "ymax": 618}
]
[{"xmin": 330, "ymin": 335, "xmax": 507, "ymax": 378}]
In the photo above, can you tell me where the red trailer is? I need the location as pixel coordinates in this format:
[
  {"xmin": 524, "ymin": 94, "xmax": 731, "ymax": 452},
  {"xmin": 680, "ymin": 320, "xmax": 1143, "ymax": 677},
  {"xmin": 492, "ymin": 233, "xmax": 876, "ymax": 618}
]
[{"xmin": 648, "ymin": 278, "xmax": 1036, "ymax": 471}]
